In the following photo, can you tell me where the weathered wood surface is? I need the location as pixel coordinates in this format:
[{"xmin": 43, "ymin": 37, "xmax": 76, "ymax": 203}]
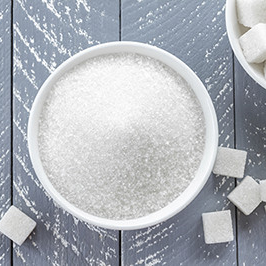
[
  {"xmin": 0, "ymin": 0, "xmax": 265, "ymax": 265},
  {"xmin": 122, "ymin": 0, "xmax": 237, "ymax": 265},
  {"xmin": 0, "ymin": 0, "xmax": 11, "ymax": 264},
  {"xmin": 235, "ymin": 59, "xmax": 266, "ymax": 266},
  {"xmin": 13, "ymin": 0, "xmax": 119, "ymax": 265}
]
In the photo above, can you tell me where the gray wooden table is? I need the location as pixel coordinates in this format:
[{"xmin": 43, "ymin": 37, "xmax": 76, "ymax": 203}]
[{"xmin": 0, "ymin": 0, "xmax": 265, "ymax": 265}]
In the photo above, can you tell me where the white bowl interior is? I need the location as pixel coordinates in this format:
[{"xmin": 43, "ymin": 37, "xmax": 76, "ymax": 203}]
[
  {"xmin": 226, "ymin": 0, "xmax": 266, "ymax": 89},
  {"xmin": 28, "ymin": 42, "xmax": 218, "ymax": 230}
]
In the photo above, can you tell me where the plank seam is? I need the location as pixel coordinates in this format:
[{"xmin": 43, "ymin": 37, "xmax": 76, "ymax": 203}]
[
  {"xmin": 232, "ymin": 52, "xmax": 239, "ymax": 266},
  {"xmin": 119, "ymin": 2, "xmax": 122, "ymax": 264},
  {"xmin": 10, "ymin": 0, "xmax": 14, "ymax": 265},
  {"xmin": 119, "ymin": 230, "xmax": 122, "ymax": 266},
  {"xmin": 119, "ymin": 0, "xmax": 121, "ymax": 41}
]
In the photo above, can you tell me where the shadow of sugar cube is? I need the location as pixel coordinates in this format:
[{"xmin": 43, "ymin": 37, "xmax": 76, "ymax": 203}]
[
  {"xmin": 228, "ymin": 176, "xmax": 261, "ymax": 215},
  {"xmin": 0, "ymin": 206, "xmax": 36, "ymax": 245},
  {"xmin": 202, "ymin": 210, "xmax": 234, "ymax": 244},
  {"xmin": 213, "ymin": 147, "xmax": 247, "ymax": 178}
]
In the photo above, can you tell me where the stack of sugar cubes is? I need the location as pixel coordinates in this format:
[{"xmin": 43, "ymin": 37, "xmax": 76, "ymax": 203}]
[{"xmin": 237, "ymin": 0, "xmax": 266, "ymax": 79}]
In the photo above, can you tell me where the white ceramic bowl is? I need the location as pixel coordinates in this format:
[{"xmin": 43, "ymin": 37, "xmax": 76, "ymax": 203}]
[
  {"xmin": 226, "ymin": 0, "xmax": 266, "ymax": 89},
  {"xmin": 28, "ymin": 41, "xmax": 218, "ymax": 230}
]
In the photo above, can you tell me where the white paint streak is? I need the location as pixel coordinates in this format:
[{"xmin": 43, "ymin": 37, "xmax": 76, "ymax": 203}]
[
  {"xmin": 76, "ymin": 0, "xmax": 91, "ymax": 13},
  {"xmin": 14, "ymin": 46, "xmax": 39, "ymax": 90},
  {"xmin": 42, "ymin": 0, "xmax": 61, "ymax": 18},
  {"xmin": 14, "ymin": 24, "xmax": 54, "ymax": 73},
  {"xmin": 14, "ymin": 247, "xmax": 26, "ymax": 263},
  {"xmin": 17, "ymin": 0, "xmax": 70, "ymax": 56}
]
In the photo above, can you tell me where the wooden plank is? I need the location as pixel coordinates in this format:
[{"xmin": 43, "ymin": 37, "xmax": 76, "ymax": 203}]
[
  {"xmin": 13, "ymin": 0, "xmax": 119, "ymax": 265},
  {"xmin": 121, "ymin": 0, "xmax": 237, "ymax": 265},
  {"xmin": 0, "ymin": 0, "xmax": 11, "ymax": 264},
  {"xmin": 235, "ymin": 59, "xmax": 266, "ymax": 265}
]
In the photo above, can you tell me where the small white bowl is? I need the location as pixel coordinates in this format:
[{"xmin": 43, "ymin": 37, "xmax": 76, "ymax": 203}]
[
  {"xmin": 226, "ymin": 0, "xmax": 266, "ymax": 89},
  {"xmin": 28, "ymin": 41, "xmax": 218, "ymax": 230}
]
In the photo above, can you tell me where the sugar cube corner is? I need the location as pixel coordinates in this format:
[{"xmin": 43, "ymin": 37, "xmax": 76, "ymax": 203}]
[
  {"xmin": 202, "ymin": 210, "xmax": 234, "ymax": 244},
  {"xmin": 237, "ymin": 0, "xmax": 266, "ymax": 28},
  {"xmin": 213, "ymin": 147, "xmax": 247, "ymax": 178},
  {"xmin": 228, "ymin": 176, "xmax": 261, "ymax": 215},
  {"xmin": 260, "ymin": 180, "xmax": 266, "ymax": 202},
  {"xmin": 239, "ymin": 23, "xmax": 266, "ymax": 64},
  {"xmin": 0, "ymin": 206, "xmax": 36, "ymax": 246}
]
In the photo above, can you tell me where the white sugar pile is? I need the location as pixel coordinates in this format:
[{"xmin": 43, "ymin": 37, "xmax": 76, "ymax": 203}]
[{"xmin": 38, "ymin": 53, "xmax": 205, "ymax": 220}]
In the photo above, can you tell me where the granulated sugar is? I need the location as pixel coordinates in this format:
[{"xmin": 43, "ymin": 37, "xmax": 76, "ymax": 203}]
[{"xmin": 38, "ymin": 53, "xmax": 205, "ymax": 220}]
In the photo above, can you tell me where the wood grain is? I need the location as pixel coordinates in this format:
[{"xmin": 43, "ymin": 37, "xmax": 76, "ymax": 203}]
[
  {"xmin": 5, "ymin": 0, "xmax": 266, "ymax": 264},
  {"xmin": 0, "ymin": 0, "xmax": 11, "ymax": 264},
  {"xmin": 235, "ymin": 59, "xmax": 266, "ymax": 266},
  {"xmin": 13, "ymin": 0, "xmax": 119, "ymax": 265},
  {"xmin": 121, "ymin": 0, "xmax": 236, "ymax": 265}
]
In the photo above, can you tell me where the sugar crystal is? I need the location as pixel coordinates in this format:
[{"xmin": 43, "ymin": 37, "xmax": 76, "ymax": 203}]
[
  {"xmin": 0, "ymin": 206, "xmax": 36, "ymax": 245},
  {"xmin": 202, "ymin": 210, "xmax": 234, "ymax": 244},
  {"xmin": 260, "ymin": 180, "xmax": 266, "ymax": 202},
  {"xmin": 213, "ymin": 147, "xmax": 247, "ymax": 178},
  {"xmin": 263, "ymin": 61, "xmax": 266, "ymax": 78},
  {"xmin": 227, "ymin": 176, "xmax": 261, "ymax": 215},
  {"xmin": 239, "ymin": 23, "xmax": 266, "ymax": 64}
]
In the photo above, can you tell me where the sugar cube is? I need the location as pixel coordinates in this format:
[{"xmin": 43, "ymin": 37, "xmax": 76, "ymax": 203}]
[
  {"xmin": 228, "ymin": 176, "xmax": 261, "ymax": 215},
  {"xmin": 260, "ymin": 180, "xmax": 266, "ymax": 202},
  {"xmin": 202, "ymin": 210, "xmax": 234, "ymax": 244},
  {"xmin": 237, "ymin": 0, "xmax": 266, "ymax": 28},
  {"xmin": 239, "ymin": 24, "xmax": 266, "ymax": 64},
  {"xmin": 213, "ymin": 147, "xmax": 247, "ymax": 178},
  {"xmin": 0, "ymin": 206, "xmax": 36, "ymax": 245}
]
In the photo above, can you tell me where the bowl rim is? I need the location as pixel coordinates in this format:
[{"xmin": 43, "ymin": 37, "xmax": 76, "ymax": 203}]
[
  {"xmin": 225, "ymin": 0, "xmax": 266, "ymax": 89},
  {"xmin": 28, "ymin": 41, "xmax": 218, "ymax": 230}
]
